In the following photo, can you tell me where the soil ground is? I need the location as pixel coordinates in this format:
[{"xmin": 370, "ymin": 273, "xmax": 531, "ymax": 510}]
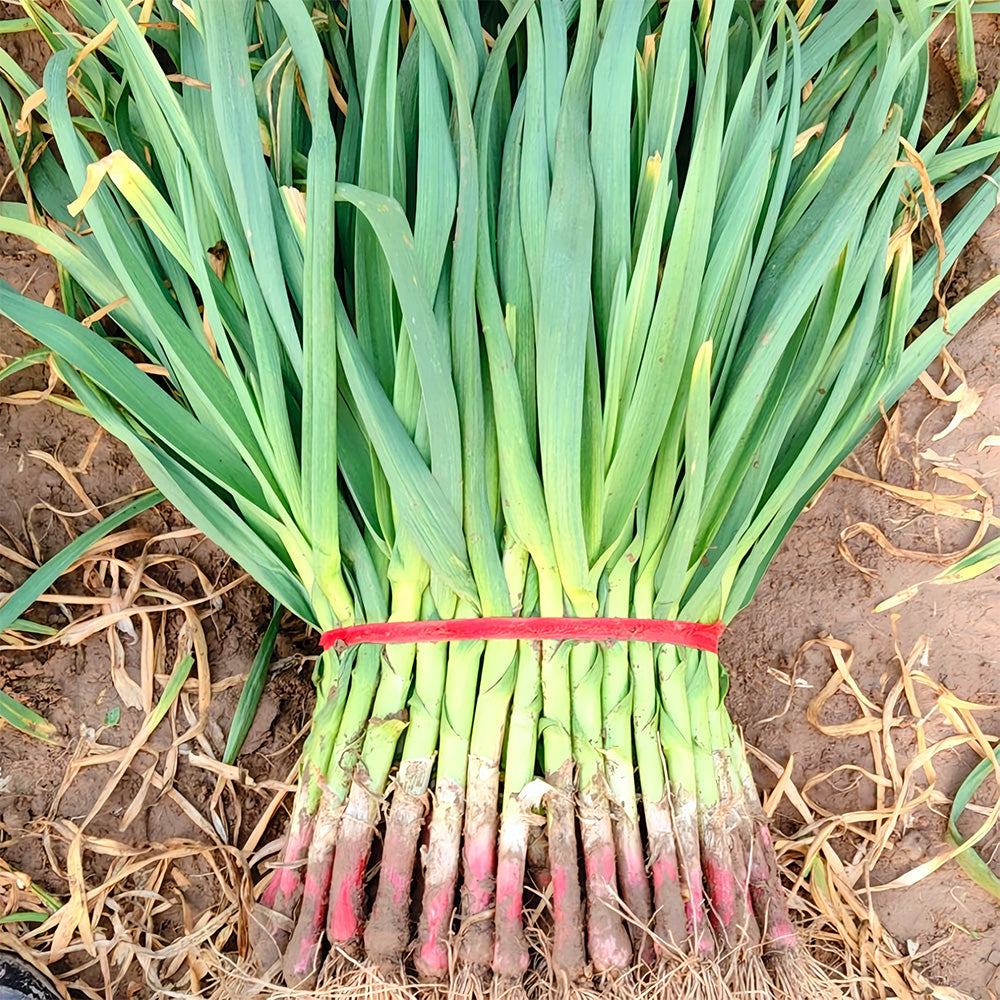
[{"xmin": 1, "ymin": 9, "xmax": 999, "ymax": 1000}]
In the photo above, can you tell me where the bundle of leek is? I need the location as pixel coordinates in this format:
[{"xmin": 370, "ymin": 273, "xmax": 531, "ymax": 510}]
[{"xmin": 2, "ymin": 1, "xmax": 1000, "ymax": 997}]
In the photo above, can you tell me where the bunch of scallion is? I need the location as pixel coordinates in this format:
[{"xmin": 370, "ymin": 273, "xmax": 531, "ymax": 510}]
[{"xmin": 3, "ymin": 1, "xmax": 1000, "ymax": 997}]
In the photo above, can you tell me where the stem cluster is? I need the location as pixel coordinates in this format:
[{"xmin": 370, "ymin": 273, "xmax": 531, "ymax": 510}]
[{"xmin": 256, "ymin": 555, "xmax": 828, "ymax": 1000}]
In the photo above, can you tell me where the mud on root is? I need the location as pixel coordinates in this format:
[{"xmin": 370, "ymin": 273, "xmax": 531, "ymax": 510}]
[{"xmin": 249, "ymin": 778, "xmax": 844, "ymax": 1000}]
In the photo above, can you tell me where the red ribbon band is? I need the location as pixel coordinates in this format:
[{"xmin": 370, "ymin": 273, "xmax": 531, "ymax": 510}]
[{"xmin": 319, "ymin": 617, "xmax": 724, "ymax": 654}]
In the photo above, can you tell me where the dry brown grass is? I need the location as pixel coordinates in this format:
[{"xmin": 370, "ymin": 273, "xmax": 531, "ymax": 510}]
[
  {"xmin": 748, "ymin": 630, "xmax": 999, "ymax": 1000},
  {"xmin": 0, "ymin": 382, "xmax": 300, "ymax": 997}
]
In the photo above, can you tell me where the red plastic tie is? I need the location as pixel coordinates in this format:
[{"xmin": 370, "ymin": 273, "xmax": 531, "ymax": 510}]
[{"xmin": 319, "ymin": 617, "xmax": 724, "ymax": 654}]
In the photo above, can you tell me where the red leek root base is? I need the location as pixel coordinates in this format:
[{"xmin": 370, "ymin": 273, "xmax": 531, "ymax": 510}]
[{"xmin": 257, "ymin": 716, "xmax": 837, "ymax": 1000}]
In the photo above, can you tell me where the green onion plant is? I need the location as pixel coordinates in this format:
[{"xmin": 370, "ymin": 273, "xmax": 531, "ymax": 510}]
[{"xmin": 2, "ymin": 1, "xmax": 1000, "ymax": 996}]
